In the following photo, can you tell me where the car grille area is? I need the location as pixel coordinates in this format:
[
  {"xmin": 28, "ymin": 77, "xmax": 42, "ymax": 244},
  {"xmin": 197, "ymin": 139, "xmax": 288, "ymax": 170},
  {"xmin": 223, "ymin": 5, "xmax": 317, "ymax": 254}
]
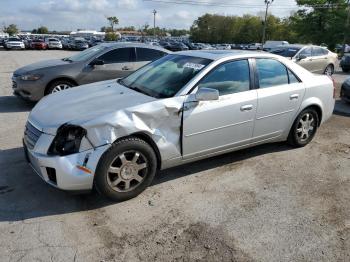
[{"xmin": 24, "ymin": 122, "xmax": 42, "ymax": 150}]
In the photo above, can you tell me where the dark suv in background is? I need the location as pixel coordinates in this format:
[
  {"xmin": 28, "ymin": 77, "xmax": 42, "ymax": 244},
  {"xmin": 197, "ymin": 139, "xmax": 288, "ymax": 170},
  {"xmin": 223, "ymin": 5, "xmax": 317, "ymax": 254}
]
[{"xmin": 12, "ymin": 43, "xmax": 170, "ymax": 101}]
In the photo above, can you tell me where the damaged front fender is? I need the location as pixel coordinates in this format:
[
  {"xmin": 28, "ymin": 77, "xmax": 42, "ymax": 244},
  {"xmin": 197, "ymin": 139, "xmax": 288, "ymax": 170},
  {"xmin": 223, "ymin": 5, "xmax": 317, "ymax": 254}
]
[{"xmin": 75, "ymin": 96, "xmax": 186, "ymax": 164}]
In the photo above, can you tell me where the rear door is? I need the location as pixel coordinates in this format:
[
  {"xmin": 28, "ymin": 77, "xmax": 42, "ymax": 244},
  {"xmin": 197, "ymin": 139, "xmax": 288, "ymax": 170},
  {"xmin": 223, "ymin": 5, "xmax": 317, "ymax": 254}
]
[
  {"xmin": 253, "ymin": 58, "xmax": 305, "ymax": 140},
  {"xmin": 311, "ymin": 47, "xmax": 328, "ymax": 73},
  {"xmin": 135, "ymin": 47, "xmax": 167, "ymax": 69},
  {"xmin": 296, "ymin": 47, "xmax": 314, "ymax": 72},
  {"xmin": 80, "ymin": 47, "xmax": 135, "ymax": 84}
]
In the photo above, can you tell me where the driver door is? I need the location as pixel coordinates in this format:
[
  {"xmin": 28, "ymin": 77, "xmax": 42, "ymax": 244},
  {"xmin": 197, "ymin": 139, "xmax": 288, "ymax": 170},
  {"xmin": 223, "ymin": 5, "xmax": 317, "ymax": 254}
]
[
  {"xmin": 182, "ymin": 59, "xmax": 257, "ymax": 159},
  {"xmin": 80, "ymin": 47, "xmax": 135, "ymax": 84}
]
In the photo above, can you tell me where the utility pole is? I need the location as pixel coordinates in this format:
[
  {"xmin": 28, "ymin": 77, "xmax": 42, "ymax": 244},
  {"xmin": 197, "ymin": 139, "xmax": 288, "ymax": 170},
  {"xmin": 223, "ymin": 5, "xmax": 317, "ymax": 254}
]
[
  {"xmin": 262, "ymin": 0, "xmax": 274, "ymax": 49},
  {"xmin": 342, "ymin": 0, "xmax": 350, "ymax": 56},
  {"xmin": 152, "ymin": 9, "xmax": 157, "ymax": 39}
]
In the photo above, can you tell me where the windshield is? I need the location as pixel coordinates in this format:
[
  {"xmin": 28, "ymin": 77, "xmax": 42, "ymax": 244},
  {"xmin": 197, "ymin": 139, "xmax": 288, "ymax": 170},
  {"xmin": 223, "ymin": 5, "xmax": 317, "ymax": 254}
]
[
  {"xmin": 9, "ymin": 38, "xmax": 21, "ymax": 41},
  {"xmin": 271, "ymin": 47, "xmax": 300, "ymax": 58},
  {"xmin": 120, "ymin": 54, "xmax": 212, "ymax": 98},
  {"xmin": 65, "ymin": 45, "xmax": 107, "ymax": 62}
]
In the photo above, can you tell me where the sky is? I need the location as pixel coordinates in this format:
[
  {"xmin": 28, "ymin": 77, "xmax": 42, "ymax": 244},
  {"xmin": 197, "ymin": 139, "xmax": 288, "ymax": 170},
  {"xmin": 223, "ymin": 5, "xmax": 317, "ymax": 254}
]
[{"xmin": 0, "ymin": 0, "xmax": 298, "ymax": 31}]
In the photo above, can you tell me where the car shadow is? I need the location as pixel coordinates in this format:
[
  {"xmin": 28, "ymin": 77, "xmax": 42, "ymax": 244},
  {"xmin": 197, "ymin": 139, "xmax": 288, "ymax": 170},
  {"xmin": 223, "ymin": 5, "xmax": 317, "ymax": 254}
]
[
  {"xmin": 333, "ymin": 99, "xmax": 350, "ymax": 117},
  {"xmin": 0, "ymin": 96, "xmax": 34, "ymax": 113},
  {"xmin": 0, "ymin": 142, "xmax": 293, "ymax": 222}
]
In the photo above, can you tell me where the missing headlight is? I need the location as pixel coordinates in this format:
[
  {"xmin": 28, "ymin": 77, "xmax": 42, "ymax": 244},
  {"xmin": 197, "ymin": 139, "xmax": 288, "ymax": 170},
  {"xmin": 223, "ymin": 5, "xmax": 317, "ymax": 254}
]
[{"xmin": 48, "ymin": 125, "xmax": 86, "ymax": 156}]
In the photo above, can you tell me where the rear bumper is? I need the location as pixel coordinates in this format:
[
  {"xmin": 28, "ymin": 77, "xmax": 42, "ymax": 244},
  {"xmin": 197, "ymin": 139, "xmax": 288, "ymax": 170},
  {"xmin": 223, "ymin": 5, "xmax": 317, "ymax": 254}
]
[{"xmin": 23, "ymin": 133, "xmax": 110, "ymax": 191}]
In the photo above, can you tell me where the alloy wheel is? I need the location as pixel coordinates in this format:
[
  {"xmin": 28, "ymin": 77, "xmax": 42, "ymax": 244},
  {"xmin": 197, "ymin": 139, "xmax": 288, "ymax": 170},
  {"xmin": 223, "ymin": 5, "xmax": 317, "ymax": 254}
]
[
  {"xmin": 51, "ymin": 84, "xmax": 72, "ymax": 93},
  {"xmin": 106, "ymin": 150, "xmax": 148, "ymax": 192},
  {"xmin": 296, "ymin": 113, "xmax": 316, "ymax": 142}
]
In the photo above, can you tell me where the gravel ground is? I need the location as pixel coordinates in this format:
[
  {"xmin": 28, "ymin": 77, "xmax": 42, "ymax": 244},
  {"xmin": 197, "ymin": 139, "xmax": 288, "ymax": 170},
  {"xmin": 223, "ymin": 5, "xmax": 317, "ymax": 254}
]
[{"xmin": 0, "ymin": 50, "xmax": 349, "ymax": 262}]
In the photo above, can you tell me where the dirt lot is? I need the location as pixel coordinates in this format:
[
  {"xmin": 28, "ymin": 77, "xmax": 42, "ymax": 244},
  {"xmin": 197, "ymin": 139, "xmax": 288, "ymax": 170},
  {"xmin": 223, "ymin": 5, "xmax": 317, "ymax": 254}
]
[{"xmin": 0, "ymin": 50, "xmax": 349, "ymax": 262}]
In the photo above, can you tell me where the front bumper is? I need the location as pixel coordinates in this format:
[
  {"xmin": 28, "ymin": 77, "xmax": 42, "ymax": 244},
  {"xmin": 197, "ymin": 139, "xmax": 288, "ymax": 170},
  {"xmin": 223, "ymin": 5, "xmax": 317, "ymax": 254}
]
[
  {"xmin": 23, "ymin": 131, "xmax": 110, "ymax": 191},
  {"xmin": 12, "ymin": 75, "xmax": 46, "ymax": 101}
]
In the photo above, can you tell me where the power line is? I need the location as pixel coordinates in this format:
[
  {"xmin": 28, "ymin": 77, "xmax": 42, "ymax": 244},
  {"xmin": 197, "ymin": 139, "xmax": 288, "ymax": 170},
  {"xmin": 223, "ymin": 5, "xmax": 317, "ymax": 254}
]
[{"xmin": 143, "ymin": 0, "xmax": 347, "ymax": 9}]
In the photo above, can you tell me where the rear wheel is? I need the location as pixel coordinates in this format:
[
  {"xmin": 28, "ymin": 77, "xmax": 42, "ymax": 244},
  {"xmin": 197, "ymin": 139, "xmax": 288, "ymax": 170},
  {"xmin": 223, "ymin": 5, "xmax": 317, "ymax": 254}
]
[
  {"xmin": 288, "ymin": 108, "xmax": 319, "ymax": 147},
  {"xmin": 94, "ymin": 137, "xmax": 157, "ymax": 202},
  {"xmin": 324, "ymin": 64, "xmax": 334, "ymax": 76},
  {"xmin": 46, "ymin": 79, "xmax": 75, "ymax": 95}
]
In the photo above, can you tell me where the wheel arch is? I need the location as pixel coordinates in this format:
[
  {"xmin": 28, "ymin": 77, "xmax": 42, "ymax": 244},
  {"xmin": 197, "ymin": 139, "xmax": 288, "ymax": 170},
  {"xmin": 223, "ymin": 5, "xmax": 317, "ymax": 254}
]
[
  {"xmin": 45, "ymin": 77, "xmax": 78, "ymax": 95},
  {"xmin": 113, "ymin": 132, "xmax": 162, "ymax": 170},
  {"xmin": 298, "ymin": 102, "xmax": 323, "ymax": 127}
]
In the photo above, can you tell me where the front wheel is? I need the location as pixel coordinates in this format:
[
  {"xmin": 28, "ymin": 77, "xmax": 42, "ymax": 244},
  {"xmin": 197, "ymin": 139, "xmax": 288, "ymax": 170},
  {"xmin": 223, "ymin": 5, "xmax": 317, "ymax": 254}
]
[
  {"xmin": 94, "ymin": 137, "xmax": 157, "ymax": 202},
  {"xmin": 288, "ymin": 108, "xmax": 319, "ymax": 147},
  {"xmin": 46, "ymin": 80, "xmax": 75, "ymax": 95}
]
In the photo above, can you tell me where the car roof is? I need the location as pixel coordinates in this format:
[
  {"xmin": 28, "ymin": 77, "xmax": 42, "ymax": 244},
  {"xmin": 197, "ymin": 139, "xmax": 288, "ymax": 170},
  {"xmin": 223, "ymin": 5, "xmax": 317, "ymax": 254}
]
[
  {"xmin": 100, "ymin": 42, "xmax": 171, "ymax": 53},
  {"xmin": 175, "ymin": 50, "xmax": 276, "ymax": 60}
]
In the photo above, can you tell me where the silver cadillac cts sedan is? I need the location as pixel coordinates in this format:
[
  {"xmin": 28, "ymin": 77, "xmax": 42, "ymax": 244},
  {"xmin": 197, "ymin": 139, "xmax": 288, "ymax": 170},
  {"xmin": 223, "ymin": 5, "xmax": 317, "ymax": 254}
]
[{"xmin": 23, "ymin": 50, "xmax": 335, "ymax": 201}]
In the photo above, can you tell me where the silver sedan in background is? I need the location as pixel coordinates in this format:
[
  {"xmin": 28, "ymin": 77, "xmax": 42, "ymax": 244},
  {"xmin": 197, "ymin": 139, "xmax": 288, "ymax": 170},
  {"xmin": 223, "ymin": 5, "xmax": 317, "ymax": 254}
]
[
  {"xmin": 270, "ymin": 44, "xmax": 337, "ymax": 75},
  {"xmin": 12, "ymin": 43, "xmax": 170, "ymax": 101},
  {"xmin": 23, "ymin": 50, "xmax": 335, "ymax": 201}
]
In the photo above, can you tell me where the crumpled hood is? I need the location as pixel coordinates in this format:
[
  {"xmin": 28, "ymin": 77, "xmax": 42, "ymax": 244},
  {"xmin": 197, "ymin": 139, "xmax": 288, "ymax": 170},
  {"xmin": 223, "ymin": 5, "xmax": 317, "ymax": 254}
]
[
  {"xmin": 29, "ymin": 79, "xmax": 156, "ymax": 134},
  {"xmin": 14, "ymin": 59, "xmax": 69, "ymax": 75}
]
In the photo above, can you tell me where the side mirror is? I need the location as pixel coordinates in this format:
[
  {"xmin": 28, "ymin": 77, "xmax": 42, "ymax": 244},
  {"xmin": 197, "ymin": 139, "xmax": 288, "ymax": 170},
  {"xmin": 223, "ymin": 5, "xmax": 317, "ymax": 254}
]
[
  {"xmin": 195, "ymin": 87, "xmax": 219, "ymax": 101},
  {"xmin": 90, "ymin": 59, "xmax": 104, "ymax": 66},
  {"xmin": 297, "ymin": 54, "xmax": 307, "ymax": 61}
]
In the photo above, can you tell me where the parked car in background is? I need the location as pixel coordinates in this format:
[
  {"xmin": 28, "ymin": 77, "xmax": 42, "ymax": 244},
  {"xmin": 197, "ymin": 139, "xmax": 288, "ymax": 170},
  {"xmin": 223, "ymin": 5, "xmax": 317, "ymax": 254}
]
[
  {"xmin": 12, "ymin": 43, "xmax": 170, "ymax": 101},
  {"xmin": 31, "ymin": 39, "xmax": 48, "ymax": 50},
  {"xmin": 23, "ymin": 50, "xmax": 335, "ymax": 201},
  {"xmin": 71, "ymin": 39, "xmax": 89, "ymax": 50},
  {"xmin": 88, "ymin": 38, "xmax": 104, "ymax": 47},
  {"xmin": 340, "ymin": 54, "xmax": 350, "ymax": 72},
  {"xmin": 247, "ymin": 43, "xmax": 262, "ymax": 50},
  {"xmin": 46, "ymin": 38, "xmax": 62, "ymax": 49},
  {"xmin": 4, "ymin": 37, "xmax": 25, "ymax": 50},
  {"xmin": 163, "ymin": 42, "xmax": 189, "ymax": 51},
  {"xmin": 340, "ymin": 77, "xmax": 350, "ymax": 103},
  {"xmin": 216, "ymin": 44, "xmax": 231, "ymax": 50},
  {"xmin": 270, "ymin": 44, "xmax": 337, "ymax": 75},
  {"xmin": 263, "ymin": 40, "xmax": 289, "ymax": 51}
]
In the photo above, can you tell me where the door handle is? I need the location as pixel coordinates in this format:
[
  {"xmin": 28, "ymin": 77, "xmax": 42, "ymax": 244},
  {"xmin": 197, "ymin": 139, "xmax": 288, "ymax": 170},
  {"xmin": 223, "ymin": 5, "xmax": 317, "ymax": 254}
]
[
  {"xmin": 122, "ymin": 66, "xmax": 131, "ymax": 70},
  {"xmin": 240, "ymin": 105, "xmax": 253, "ymax": 111},
  {"xmin": 290, "ymin": 94, "xmax": 299, "ymax": 100}
]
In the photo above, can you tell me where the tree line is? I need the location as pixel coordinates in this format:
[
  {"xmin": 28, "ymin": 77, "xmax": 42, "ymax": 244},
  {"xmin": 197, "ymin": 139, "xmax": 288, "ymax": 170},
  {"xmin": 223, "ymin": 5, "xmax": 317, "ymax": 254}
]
[{"xmin": 190, "ymin": 0, "xmax": 349, "ymax": 49}]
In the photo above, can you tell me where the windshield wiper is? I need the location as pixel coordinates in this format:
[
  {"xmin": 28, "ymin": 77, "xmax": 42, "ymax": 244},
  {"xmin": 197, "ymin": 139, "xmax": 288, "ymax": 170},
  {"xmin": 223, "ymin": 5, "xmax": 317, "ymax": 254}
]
[
  {"xmin": 129, "ymin": 86, "xmax": 152, "ymax": 97},
  {"xmin": 62, "ymin": 58, "xmax": 73, "ymax": 62}
]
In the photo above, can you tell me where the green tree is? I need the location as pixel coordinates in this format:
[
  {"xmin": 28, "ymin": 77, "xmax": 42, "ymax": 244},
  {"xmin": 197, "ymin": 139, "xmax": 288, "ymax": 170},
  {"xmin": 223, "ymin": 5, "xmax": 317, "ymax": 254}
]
[
  {"xmin": 105, "ymin": 32, "xmax": 118, "ymax": 41},
  {"xmin": 3, "ymin": 24, "xmax": 19, "ymax": 36},
  {"xmin": 106, "ymin": 16, "xmax": 119, "ymax": 31},
  {"xmin": 291, "ymin": 0, "xmax": 348, "ymax": 49},
  {"xmin": 37, "ymin": 26, "xmax": 49, "ymax": 34}
]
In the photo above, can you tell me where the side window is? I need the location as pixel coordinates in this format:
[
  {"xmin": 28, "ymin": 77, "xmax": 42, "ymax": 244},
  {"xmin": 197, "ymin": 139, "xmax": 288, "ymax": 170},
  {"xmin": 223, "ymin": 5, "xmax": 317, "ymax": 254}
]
[
  {"xmin": 136, "ymin": 48, "xmax": 166, "ymax": 62},
  {"xmin": 288, "ymin": 69, "xmax": 300, "ymax": 84},
  {"xmin": 98, "ymin": 48, "xmax": 133, "ymax": 64},
  {"xmin": 256, "ymin": 59, "xmax": 289, "ymax": 88},
  {"xmin": 312, "ymin": 47, "xmax": 324, "ymax": 57},
  {"xmin": 299, "ymin": 47, "xmax": 312, "ymax": 58},
  {"xmin": 198, "ymin": 59, "xmax": 250, "ymax": 96},
  {"xmin": 321, "ymin": 48, "xmax": 329, "ymax": 55}
]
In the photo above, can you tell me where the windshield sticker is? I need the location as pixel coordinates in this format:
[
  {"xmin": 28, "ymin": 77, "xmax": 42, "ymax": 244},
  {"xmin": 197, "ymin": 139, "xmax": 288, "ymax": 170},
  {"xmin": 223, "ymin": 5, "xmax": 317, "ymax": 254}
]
[{"xmin": 183, "ymin": 62, "xmax": 205, "ymax": 71}]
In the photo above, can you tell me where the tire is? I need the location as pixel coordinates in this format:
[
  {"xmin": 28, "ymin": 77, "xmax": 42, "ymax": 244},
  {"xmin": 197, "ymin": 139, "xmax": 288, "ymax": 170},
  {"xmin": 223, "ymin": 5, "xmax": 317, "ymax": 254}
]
[
  {"xmin": 342, "ymin": 68, "xmax": 349, "ymax": 73},
  {"xmin": 46, "ymin": 79, "xmax": 76, "ymax": 95},
  {"xmin": 324, "ymin": 64, "xmax": 334, "ymax": 76},
  {"xmin": 94, "ymin": 137, "xmax": 157, "ymax": 202},
  {"xmin": 287, "ymin": 108, "xmax": 319, "ymax": 147}
]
